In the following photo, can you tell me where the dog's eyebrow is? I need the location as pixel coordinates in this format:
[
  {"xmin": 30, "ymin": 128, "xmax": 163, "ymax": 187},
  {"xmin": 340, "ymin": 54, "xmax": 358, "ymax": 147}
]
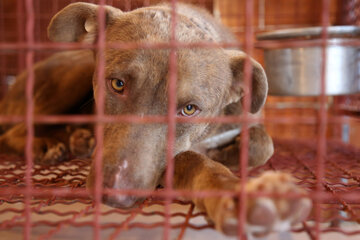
[
  {"xmin": 176, "ymin": 95, "xmax": 206, "ymax": 110},
  {"xmin": 176, "ymin": 80, "xmax": 224, "ymax": 111}
]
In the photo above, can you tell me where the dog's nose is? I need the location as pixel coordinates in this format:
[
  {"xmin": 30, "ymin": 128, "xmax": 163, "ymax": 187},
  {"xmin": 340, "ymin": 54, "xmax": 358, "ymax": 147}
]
[
  {"xmin": 102, "ymin": 193, "xmax": 141, "ymax": 209},
  {"xmin": 100, "ymin": 161, "xmax": 144, "ymax": 209}
]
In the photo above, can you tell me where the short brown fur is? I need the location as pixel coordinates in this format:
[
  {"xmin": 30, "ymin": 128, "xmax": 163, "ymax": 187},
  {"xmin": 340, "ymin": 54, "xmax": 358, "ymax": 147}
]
[{"xmin": 0, "ymin": 2, "xmax": 311, "ymax": 236}]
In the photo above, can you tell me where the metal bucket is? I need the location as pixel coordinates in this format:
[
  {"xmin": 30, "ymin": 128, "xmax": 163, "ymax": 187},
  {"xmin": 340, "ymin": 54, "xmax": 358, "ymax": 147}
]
[{"xmin": 257, "ymin": 26, "xmax": 360, "ymax": 96}]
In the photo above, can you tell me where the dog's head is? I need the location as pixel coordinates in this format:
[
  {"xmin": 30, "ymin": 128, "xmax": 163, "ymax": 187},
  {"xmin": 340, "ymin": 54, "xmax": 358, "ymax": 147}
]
[{"xmin": 48, "ymin": 3, "xmax": 268, "ymax": 208}]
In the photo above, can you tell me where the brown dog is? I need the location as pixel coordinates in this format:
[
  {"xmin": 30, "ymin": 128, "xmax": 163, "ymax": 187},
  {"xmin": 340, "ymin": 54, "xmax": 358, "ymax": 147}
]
[{"xmin": 0, "ymin": 2, "xmax": 311, "ymax": 236}]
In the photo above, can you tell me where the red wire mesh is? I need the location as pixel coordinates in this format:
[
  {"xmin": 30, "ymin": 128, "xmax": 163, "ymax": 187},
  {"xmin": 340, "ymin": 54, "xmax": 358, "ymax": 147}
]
[
  {"xmin": 1, "ymin": 139, "xmax": 360, "ymax": 239},
  {"xmin": 0, "ymin": 0, "xmax": 360, "ymax": 240}
]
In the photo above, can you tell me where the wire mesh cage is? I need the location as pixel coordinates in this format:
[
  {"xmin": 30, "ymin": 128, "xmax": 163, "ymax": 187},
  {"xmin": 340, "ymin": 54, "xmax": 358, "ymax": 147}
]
[{"xmin": 0, "ymin": 0, "xmax": 360, "ymax": 240}]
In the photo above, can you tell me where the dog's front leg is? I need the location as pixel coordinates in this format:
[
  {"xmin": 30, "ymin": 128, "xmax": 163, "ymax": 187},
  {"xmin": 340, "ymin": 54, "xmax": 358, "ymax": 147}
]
[{"xmin": 172, "ymin": 151, "xmax": 312, "ymax": 236}]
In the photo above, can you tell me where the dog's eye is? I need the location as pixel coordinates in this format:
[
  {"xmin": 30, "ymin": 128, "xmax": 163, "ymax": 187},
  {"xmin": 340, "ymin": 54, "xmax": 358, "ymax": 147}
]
[
  {"xmin": 110, "ymin": 78, "xmax": 125, "ymax": 93},
  {"xmin": 181, "ymin": 104, "xmax": 198, "ymax": 117}
]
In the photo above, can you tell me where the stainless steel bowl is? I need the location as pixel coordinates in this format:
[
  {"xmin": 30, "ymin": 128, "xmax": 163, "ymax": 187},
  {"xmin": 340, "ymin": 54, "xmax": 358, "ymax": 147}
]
[{"xmin": 257, "ymin": 26, "xmax": 360, "ymax": 96}]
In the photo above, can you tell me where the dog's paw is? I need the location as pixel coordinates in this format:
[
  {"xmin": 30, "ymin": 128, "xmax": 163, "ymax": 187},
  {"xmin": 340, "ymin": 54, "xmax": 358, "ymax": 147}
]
[
  {"xmin": 34, "ymin": 139, "xmax": 69, "ymax": 165},
  {"xmin": 69, "ymin": 128, "xmax": 95, "ymax": 158},
  {"xmin": 245, "ymin": 171, "xmax": 312, "ymax": 236},
  {"xmin": 212, "ymin": 171, "xmax": 312, "ymax": 236}
]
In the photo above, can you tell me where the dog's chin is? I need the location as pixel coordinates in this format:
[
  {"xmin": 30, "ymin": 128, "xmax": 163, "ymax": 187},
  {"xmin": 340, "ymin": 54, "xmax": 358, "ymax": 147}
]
[
  {"xmin": 101, "ymin": 194, "xmax": 145, "ymax": 209},
  {"xmin": 86, "ymin": 185, "xmax": 145, "ymax": 209}
]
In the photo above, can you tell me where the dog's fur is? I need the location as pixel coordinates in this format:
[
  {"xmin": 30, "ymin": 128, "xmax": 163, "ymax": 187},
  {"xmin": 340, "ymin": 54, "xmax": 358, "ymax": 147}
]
[{"xmin": 0, "ymin": 2, "xmax": 311, "ymax": 236}]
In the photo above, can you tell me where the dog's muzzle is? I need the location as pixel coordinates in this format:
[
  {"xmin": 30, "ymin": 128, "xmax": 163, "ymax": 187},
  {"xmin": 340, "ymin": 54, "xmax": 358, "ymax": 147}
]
[
  {"xmin": 102, "ymin": 190, "xmax": 142, "ymax": 209},
  {"xmin": 88, "ymin": 159, "xmax": 146, "ymax": 209}
]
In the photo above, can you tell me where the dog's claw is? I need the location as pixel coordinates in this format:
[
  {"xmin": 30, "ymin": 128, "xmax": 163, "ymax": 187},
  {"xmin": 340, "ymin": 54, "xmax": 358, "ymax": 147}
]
[
  {"xmin": 69, "ymin": 128, "xmax": 94, "ymax": 158},
  {"xmin": 212, "ymin": 171, "xmax": 312, "ymax": 236}
]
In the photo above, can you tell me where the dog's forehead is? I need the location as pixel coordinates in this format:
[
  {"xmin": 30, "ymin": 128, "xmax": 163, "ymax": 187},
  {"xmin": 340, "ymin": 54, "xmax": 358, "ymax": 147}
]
[
  {"xmin": 107, "ymin": 7, "xmax": 215, "ymax": 43},
  {"xmin": 104, "ymin": 47, "xmax": 229, "ymax": 88}
]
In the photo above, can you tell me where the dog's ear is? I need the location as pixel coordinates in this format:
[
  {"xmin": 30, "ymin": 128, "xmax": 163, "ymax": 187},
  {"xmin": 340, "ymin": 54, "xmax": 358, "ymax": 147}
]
[
  {"xmin": 48, "ymin": 2, "xmax": 122, "ymax": 43},
  {"xmin": 226, "ymin": 50, "xmax": 268, "ymax": 113}
]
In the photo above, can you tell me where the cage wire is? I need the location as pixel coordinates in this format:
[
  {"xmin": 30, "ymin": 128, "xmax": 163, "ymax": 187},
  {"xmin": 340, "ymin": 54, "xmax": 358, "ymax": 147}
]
[{"xmin": 0, "ymin": 0, "xmax": 360, "ymax": 240}]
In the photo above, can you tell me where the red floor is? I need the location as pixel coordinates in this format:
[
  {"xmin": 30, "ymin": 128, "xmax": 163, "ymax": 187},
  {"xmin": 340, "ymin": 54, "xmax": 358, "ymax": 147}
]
[{"xmin": 0, "ymin": 139, "xmax": 360, "ymax": 239}]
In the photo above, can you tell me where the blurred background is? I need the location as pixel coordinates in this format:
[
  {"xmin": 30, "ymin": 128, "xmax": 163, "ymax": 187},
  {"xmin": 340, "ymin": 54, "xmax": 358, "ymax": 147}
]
[
  {"xmin": 1, "ymin": 1, "xmax": 360, "ymax": 239},
  {"xmin": 1, "ymin": 0, "xmax": 359, "ymax": 147}
]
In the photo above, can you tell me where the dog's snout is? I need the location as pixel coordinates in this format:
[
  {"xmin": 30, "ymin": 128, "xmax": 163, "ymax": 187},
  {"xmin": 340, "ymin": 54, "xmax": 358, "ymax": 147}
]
[
  {"xmin": 102, "ymin": 159, "xmax": 131, "ymax": 187},
  {"xmin": 98, "ymin": 160, "xmax": 143, "ymax": 209},
  {"xmin": 102, "ymin": 193, "xmax": 141, "ymax": 209}
]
